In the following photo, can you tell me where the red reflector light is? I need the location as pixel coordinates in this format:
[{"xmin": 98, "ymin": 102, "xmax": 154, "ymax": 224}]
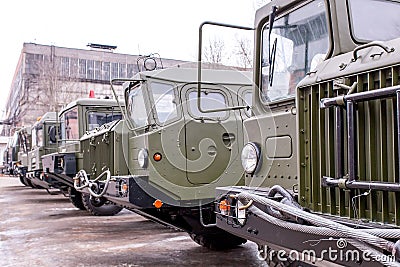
[{"xmin": 89, "ymin": 90, "xmax": 95, "ymax": 98}]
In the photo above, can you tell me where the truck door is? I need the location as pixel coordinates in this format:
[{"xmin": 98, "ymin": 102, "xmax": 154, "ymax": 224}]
[{"xmin": 181, "ymin": 84, "xmax": 241, "ymax": 185}]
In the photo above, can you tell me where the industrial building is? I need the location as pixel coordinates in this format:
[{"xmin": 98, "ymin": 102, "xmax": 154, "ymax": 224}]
[{"xmin": 2, "ymin": 43, "xmax": 191, "ymax": 132}]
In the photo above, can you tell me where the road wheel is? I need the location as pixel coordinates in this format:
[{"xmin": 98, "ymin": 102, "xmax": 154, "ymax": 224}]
[
  {"xmin": 68, "ymin": 187, "xmax": 86, "ymax": 210},
  {"xmin": 189, "ymin": 231, "xmax": 246, "ymax": 250},
  {"xmin": 19, "ymin": 175, "xmax": 28, "ymax": 186},
  {"xmin": 25, "ymin": 178, "xmax": 37, "ymax": 189},
  {"xmin": 81, "ymin": 193, "xmax": 123, "ymax": 216}
]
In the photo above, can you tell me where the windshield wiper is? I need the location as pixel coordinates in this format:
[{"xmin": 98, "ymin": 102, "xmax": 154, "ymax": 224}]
[
  {"xmin": 269, "ymin": 38, "xmax": 277, "ymax": 86},
  {"xmin": 268, "ymin": 5, "xmax": 278, "ymax": 87}
]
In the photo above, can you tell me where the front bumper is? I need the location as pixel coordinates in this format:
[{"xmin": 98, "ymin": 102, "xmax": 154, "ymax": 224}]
[
  {"xmin": 215, "ymin": 186, "xmax": 388, "ymax": 267},
  {"xmin": 26, "ymin": 170, "xmax": 53, "ymax": 189},
  {"xmin": 101, "ymin": 175, "xmax": 180, "ymax": 209},
  {"xmin": 42, "ymin": 152, "xmax": 76, "ymax": 188}
]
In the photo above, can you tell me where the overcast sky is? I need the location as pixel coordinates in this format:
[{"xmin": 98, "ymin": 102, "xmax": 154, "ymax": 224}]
[{"xmin": 0, "ymin": 0, "xmax": 269, "ymax": 120}]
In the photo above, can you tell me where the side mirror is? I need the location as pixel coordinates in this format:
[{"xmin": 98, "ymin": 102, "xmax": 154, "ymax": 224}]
[{"xmin": 48, "ymin": 126, "xmax": 57, "ymax": 143}]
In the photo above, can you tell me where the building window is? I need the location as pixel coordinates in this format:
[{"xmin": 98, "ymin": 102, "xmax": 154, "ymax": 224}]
[
  {"xmin": 61, "ymin": 57, "xmax": 70, "ymax": 77},
  {"xmin": 119, "ymin": 63, "xmax": 126, "ymax": 78},
  {"xmin": 111, "ymin": 62, "xmax": 118, "ymax": 79},
  {"xmin": 103, "ymin": 62, "xmax": 110, "ymax": 81},
  {"xmin": 127, "ymin": 64, "xmax": 135, "ymax": 78},
  {"xmin": 94, "ymin": 61, "xmax": 101, "ymax": 80},
  {"xmin": 70, "ymin": 58, "xmax": 78, "ymax": 78},
  {"xmin": 79, "ymin": 59, "xmax": 86, "ymax": 79},
  {"xmin": 25, "ymin": 53, "xmax": 43, "ymax": 75},
  {"xmin": 87, "ymin": 60, "xmax": 94, "ymax": 79}
]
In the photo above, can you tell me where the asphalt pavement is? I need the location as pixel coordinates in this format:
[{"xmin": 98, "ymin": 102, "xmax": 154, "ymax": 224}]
[{"xmin": 0, "ymin": 175, "xmax": 266, "ymax": 267}]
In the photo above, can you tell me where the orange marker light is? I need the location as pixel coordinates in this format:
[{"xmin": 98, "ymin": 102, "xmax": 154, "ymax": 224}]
[
  {"xmin": 153, "ymin": 199, "xmax": 163, "ymax": 209},
  {"xmin": 121, "ymin": 183, "xmax": 129, "ymax": 193},
  {"xmin": 153, "ymin": 153, "xmax": 162, "ymax": 162},
  {"xmin": 219, "ymin": 199, "xmax": 230, "ymax": 216}
]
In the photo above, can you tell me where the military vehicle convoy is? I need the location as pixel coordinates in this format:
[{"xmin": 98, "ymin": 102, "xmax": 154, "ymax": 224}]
[
  {"xmin": 211, "ymin": 0, "xmax": 400, "ymax": 265},
  {"xmin": 3, "ymin": 0, "xmax": 400, "ymax": 265},
  {"xmin": 74, "ymin": 67, "xmax": 252, "ymax": 248},
  {"xmin": 41, "ymin": 98, "xmax": 124, "ymax": 215}
]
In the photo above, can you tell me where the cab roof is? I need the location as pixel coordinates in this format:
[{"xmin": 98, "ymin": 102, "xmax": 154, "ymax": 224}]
[
  {"xmin": 135, "ymin": 68, "xmax": 252, "ymax": 86},
  {"xmin": 60, "ymin": 98, "xmax": 124, "ymax": 115},
  {"xmin": 37, "ymin": 112, "xmax": 57, "ymax": 124}
]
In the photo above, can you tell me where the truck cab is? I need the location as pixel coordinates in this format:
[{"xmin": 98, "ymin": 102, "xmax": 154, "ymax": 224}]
[
  {"xmin": 215, "ymin": 0, "xmax": 400, "ymax": 266},
  {"xmin": 15, "ymin": 126, "xmax": 32, "ymax": 186},
  {"xmin": 0, "ymin": 126, "xmax": 32, "ymax": 185},
  {"xmin": 8, "ymin": 131, "xmax": 20, "ymax": 176},
  {"xmin": 25, "ymin": 112, "xmax": 58, "ymax": 188},
  {"xmin": 42, "ymin": 98, "xmax": 123, "ymax": 215}
]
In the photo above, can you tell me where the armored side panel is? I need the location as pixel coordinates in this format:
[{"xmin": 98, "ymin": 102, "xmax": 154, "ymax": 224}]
[
  {"xmin": 28, "ymin": 148, "xmax": 44, "ymax": 172},
  {"xmin": 19, "ymin": 152, "xmax": 28, "ymax": 167},
  {"xmin": 81, "ymin": 120, "xmax": 129, "ymax": 179}
]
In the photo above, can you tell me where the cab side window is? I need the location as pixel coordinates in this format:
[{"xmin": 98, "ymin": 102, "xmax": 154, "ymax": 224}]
[{"xmin": 188, "ymin": 90, "xmax": 228, "ymax": 119}]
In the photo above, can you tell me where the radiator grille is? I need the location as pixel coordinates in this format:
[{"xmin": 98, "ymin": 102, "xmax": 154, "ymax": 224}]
[{"xmin": 298, "ymin": 65, "xmax": 400, "ymax": 225}]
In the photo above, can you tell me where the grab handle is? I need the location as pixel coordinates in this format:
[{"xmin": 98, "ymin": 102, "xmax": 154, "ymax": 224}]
[{"xmin": 352, "ymin": 41, "xmax": 395, "ymax": 61}]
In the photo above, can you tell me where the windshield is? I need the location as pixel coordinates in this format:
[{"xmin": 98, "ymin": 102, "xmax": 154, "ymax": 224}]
[
  {"xmin": 62, "ymin": 108, "xmax": 79, "ymax": 141},
  {"xmin": 19, "ymin": 130, "xmax": 31, "ymax": 152},
  {"xmin": 32, "ymin": 124, "xmax": 44, "ymax": 147},
  {"xmin": 11, "ymin": 132, "xmax": 18, "ymax": 147},
  {"xmin": 87, "ymin": 111, "xmax": 122, "ymax": 131},
  {"xmin": 127, "ymin": 83, "xmax": 149, "ymax": 128},
  {"xmin": 151, "ymin": 82, "xmax": 178, "ymax": 124},
  {"xmin": 348, "ymin": 0, "xmax": 400, "ymax": 42},
  {"xmin": 261, "ymin": 0, "xmax": 329, "ymax": 102}
]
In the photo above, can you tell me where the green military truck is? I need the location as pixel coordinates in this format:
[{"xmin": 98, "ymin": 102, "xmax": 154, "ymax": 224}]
[
  {"xmin": 25, "ymin": 112, "xmax": 59, "ymax": 189},
  {"xmin": 2, "ymin": 127, "xmax": 31, "ymax": 179},
  {"xmin": 74, "ymin": 67, "xmax": 252, "ymax": 248},
  {"xmin": 0, "ymin": 145, "xmax": 7, "ymax": 174},
  {"xmin": 15, "ymin": 126, "xmax": 32, "ymax": 186},
  {"xmin": 41, "ymin": 98, "xmax": 124, "ymax": 215},
  {"xmin": 4, "ymin": 129, "xmax": 23, "ymax": 176},
  {"xmin": 213, "ymin": 0, "xmax": 400, "ymax": 266},
  {"xmin": 1, "ymin": 137, "xmax": 13, "ymax": 175}
]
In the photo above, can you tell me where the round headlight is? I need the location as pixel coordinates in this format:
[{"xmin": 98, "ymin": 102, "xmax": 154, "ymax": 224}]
[
  {"xmin": 138, "ymin": 148, "xmax": 148, "ymax": 169},
  {"xmin": 241, "ymin": 142, "xmax": 260, "ymax": 174}
]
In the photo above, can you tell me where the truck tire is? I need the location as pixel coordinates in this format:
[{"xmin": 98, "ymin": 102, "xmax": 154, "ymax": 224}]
[
  {"xmin": 25, "ymin": 178, "xmax": 37, "ymax": 189},
  {"xmin": 189, "ymin": 231, "xmax": 246, "ymax": 250},
  {"xmin": 81, "ymin": 193, "xmax": 123, "ymax": 216},
  {"xmin": 68, "ymin": 187, "xmax": 86, "ymax": 210},
  {"xmin": 19, "ymin": 176, "xmax": 28, "ymax": 186}
]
